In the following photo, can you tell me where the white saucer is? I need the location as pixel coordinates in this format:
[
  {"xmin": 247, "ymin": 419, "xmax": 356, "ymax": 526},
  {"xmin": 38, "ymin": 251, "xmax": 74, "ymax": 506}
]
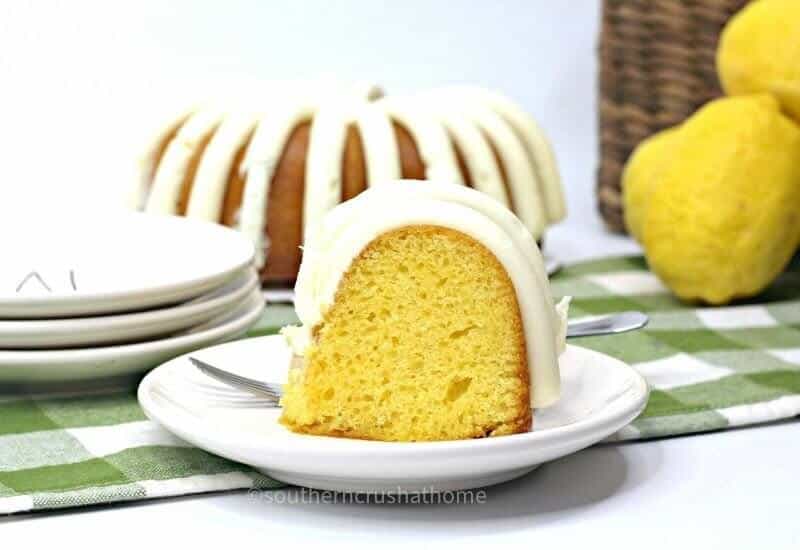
[
  {"xmin": 0, "ymin": 270, "xmax": 259, "ymax": 349},
  {"xmin": 0, "ymin": 290, "xmax": 264, "ymax": 384},
  {"xmin": 138, "ymin": 336, "xmax": 649, "ymax": 493},
  {"xmin": 0, "ymin": 212, "xmax": 254, "ymax": 318}
]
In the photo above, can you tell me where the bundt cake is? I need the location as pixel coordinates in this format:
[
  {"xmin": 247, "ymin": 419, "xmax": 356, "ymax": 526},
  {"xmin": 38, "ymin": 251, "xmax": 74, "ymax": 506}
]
[
  {"xmin": 279, "ymin": 181, "xmax": 568, "ymax": 441},
  {"xmin": 130, "ymin": 83, "xmax": 566, "ymax": 285}
]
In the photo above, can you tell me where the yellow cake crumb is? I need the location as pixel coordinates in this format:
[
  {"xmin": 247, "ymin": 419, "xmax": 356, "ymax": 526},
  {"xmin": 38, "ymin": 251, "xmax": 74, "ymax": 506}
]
[{"xmin": 279, "ymin": 225, "xmax": 531, "ymax": 441}]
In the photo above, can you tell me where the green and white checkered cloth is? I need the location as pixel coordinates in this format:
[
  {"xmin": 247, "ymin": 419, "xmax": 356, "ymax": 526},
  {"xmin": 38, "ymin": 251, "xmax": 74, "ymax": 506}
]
[
  {"xmin": 2, "ymin": 254, "xmax": 799, "ymax": 514},
  {"xmin": 552, "ymin": 255, "xmax": 800, "ymax": 440}
]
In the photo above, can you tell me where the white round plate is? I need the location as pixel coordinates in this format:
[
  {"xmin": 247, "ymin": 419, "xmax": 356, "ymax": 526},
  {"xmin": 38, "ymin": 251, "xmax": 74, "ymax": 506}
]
[
  {"xmin": 138, "ymin": 336, "xmax": 649, "ymax": 493},
  {"xmin": 0, "ymin": 211, "xmax": 254, "ymax": 318},
  {"xmin": 0, "ymin": 269, "xmax": 259, "ymax": 349},
  {"xmin": 0, "ymin": 290, "xmax": 265, "ymax": 384}
]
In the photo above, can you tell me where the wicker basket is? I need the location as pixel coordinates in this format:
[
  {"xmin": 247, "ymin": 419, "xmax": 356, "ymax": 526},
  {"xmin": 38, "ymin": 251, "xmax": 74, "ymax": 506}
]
[{"xmin": 597, "ymin": 0, "xmax": 749, "ymax": 233}]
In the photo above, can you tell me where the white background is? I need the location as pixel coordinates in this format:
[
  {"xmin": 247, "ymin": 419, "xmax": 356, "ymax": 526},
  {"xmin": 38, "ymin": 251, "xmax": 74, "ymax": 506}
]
[
  {"xmin": 2, "ymin": 1, "xmax": 797, "ymax": 547},
  {"xmin": 0, "ymin": 0, "xmax": 606, "ymax": 237}
]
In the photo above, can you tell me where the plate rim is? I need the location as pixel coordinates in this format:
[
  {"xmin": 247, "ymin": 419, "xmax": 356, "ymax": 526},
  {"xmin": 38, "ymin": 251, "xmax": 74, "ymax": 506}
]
[
  {"xmin": 0, "ymin": 213, "xmax": 255, "ymax": 318},
  {"xmin": 0, "ymin": 270, "xmax": 259, "ymax": 348},
  {"xmin": 0, "ymin": 289, "xmax": 266, "ymax": 367}
]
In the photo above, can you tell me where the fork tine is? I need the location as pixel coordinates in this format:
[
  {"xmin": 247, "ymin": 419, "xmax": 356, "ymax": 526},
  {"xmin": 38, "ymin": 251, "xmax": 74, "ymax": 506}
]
[
  {"xmin": 191, "ymin": 357, "xmax": 277, "ymax": 391},
  {"xmin": 195, "ymin": 362, "xmax": 270, "ymax": 396},
  {"xmin": 223, "ymin": 373, "xmax": 283, "ymax": 399},
  {"xmin": 190, "ymin": 357, "xmax": 284, "ymax": 403}
]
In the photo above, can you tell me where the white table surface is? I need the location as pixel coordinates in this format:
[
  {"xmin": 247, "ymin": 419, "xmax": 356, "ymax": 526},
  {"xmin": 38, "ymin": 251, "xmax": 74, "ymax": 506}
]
[{"xmin": 3, "ymin": 228, "xmax": 799, "ymax": 548}]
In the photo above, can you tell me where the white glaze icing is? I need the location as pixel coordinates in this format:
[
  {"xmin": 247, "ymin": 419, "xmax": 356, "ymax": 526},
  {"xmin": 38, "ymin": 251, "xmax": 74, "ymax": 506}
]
[
  {"xmin": 436, "ymin": 110, "xmax": 510, "ymax": 207},
  {"xmin": 130, "ymin": 107, "xmax": 195, "ymax": 210},
  {"xmin": 239, "ymin": 102, "xmax": 316, "ymax": 267},
  {"xmin": 375, "ymin": 96, "xmax": 462, "ymax": 184},
  {"xmin": 145, "ymin": 109, "xmax": 224, "ymax": 215},
  {"xmin": 302, "ymin": 99, "xmax": 353, "ymax": 240},
  {"xmin": 185, "ymin": 111, "xmax": 259, "ymax": 221},
  {"xmin": 354, "ymin": 103, "xmax": 401, "ymax": 186},
  {"xmin": 283, "ymin": 181, "xmax": 567, "ymax": 408},
  {"xmin": 454, "ymin": 101, "xmax": 548, "ymax": 238},
  {"xmin": 440, "ymin": 86, "xmax": 566, "ymax": 223},
  {"xmin": 240, "ymin": 88, "xmax": 383, "ymax": 266}
]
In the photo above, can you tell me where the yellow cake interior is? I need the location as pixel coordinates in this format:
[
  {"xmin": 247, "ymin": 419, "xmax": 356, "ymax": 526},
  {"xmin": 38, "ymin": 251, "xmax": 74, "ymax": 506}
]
[{"xmin": 279, "ymin": 225, "xmax": 531, "ymax": 441}]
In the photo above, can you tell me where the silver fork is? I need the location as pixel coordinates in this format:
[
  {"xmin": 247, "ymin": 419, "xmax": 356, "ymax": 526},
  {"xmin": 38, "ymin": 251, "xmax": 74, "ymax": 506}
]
[
  {"xmin": 565, "ymin": 311, "xmax": 648, "ymax": 338},
  {"xmin": 189, "ymin": 357, "xmax": 284, "ymax": 404},
  {"xmin": 189, "ymin": 311, "xmax": 648, "ymax": 408}
]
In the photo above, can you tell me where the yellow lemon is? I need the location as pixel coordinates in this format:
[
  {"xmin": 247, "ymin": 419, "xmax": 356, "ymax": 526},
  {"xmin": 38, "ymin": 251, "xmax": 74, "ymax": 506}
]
[
  {"xmin": 642, "ymin": 94, "xmax": 800, "ymax": 305},
  {"xmin": 718, "ymin": 0, "xmax": 800, "ymax": 122},
  {"xmin": 622, "ymin": 126, "xmax": 682, "ymax": 242}
]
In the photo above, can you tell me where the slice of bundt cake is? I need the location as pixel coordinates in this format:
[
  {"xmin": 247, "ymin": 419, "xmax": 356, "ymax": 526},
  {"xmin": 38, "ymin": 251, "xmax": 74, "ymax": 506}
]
[
  {"xmin": 279, "ymin": 181, "xmax": 567, "ymax": 442},
  {"xmin": 131, "ymin": 82, "xmax": 565, "ymax": 286}
]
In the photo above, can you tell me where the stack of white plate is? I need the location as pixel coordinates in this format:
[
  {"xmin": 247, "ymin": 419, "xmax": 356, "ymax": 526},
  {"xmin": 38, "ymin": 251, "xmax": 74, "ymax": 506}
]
[{"xmin": 0, "ymin": 211, "xmax": 264, "ymax": 386}]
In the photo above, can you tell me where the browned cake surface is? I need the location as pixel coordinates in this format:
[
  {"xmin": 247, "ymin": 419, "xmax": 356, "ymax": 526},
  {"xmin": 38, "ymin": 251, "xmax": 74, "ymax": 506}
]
[
  {"xmin": 482, "ymin": 130, "xmax": 514, "ymax": 211},
  {"xmin": 176, "ymin": 124, "xmax": 219, "ymax": 215},
  {"xmin": 393, "ymin": 121, "xmax": 426, "ymax": 179},
  {"xmin": 220, "ymin": 129, "xmax": 255, "ymax": 226},
  {"xmin": 262, "ymin": 121, "xmax": 310, "ymax": 283},
  {"xmin": 341, "ymin": 124, "xmax": 368, "ymax": 200},
  {"xmin": 449, "ymin": 133, "xmax": 475, "ymax": 188},
  {"xmin": 148, "ymin": 122, "xmax": 185, "ymax": 192},
  {"xmin": 147, "ymin": 111, "xmax": 529, "ymax": 287}
]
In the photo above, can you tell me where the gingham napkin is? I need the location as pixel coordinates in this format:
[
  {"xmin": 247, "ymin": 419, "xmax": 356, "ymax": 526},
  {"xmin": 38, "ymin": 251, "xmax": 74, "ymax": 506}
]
[
  {"xmin": 0, "ymin": 307, "xmax": 296, "ymax": 515},
  {"xmin": 2, "ymin": 255, "xmax": 799, "ymax": 514},
  {"xmin": 551, "ymin": 255, "xmax": 800, "ymax": 439}
]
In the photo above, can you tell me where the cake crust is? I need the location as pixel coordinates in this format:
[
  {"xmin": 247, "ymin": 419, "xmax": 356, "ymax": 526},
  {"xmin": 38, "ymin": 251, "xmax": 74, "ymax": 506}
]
[
  {"xmin": 341, "ymin": 124, "xmax": 368, "ymax": 201},
  {"xmin": 220, "ymin": 133, "xmax": 254, "ymax": 226},
  {"xmin": 393, "ymin": 122, "xmax": 426, "ymax": 180},
  {"xmin": 261, "ymin": 121, "xmax": 311, "ymax": 283}
]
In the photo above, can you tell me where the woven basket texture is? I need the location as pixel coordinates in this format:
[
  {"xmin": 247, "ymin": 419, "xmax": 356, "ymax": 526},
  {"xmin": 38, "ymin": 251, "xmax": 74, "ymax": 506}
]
[{"xmin": 597, "ymin": 0, "xmax": 749, "ymax": 232}]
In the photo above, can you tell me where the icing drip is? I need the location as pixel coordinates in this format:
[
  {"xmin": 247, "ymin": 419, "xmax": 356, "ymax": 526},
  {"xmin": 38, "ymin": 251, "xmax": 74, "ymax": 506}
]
[
  {"xmin": 186, "ymin": 111, "xmax": 259, "ymax": 221},
  {"xmin": 436, "ymin": 109, "xmax": 510, "ymax": 207},
  {"xmin": 145, "ymin": 109, "xmax": 224, "ymax": 215},
  {"xmin": 434, "ymin": 86, "xmax": 566, "ymax": 223},
  {"xmin": 354, "ymin": 103, "xmax": 401, "ymax": 185},
  {"xmin": 131, "ymin": 107, "xmax": 195, "ymax": 210},
  {"xmin": 375, "ymin": 97, "xmax": 463, "ymax": 184},
  {"xmin": 239, "ymin": 103, "xmax": 316, "ymax": 268},
  {"xmin": 302, "ymin": 100, "xmax": 353, "ymax": 240},
  {"xmin": 458, "ymin": 102, "xmax": 547, "ymax": 238},
  {"xmin": 132, "ymin": 84, "xmax": 566, "ymax": 279}
]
